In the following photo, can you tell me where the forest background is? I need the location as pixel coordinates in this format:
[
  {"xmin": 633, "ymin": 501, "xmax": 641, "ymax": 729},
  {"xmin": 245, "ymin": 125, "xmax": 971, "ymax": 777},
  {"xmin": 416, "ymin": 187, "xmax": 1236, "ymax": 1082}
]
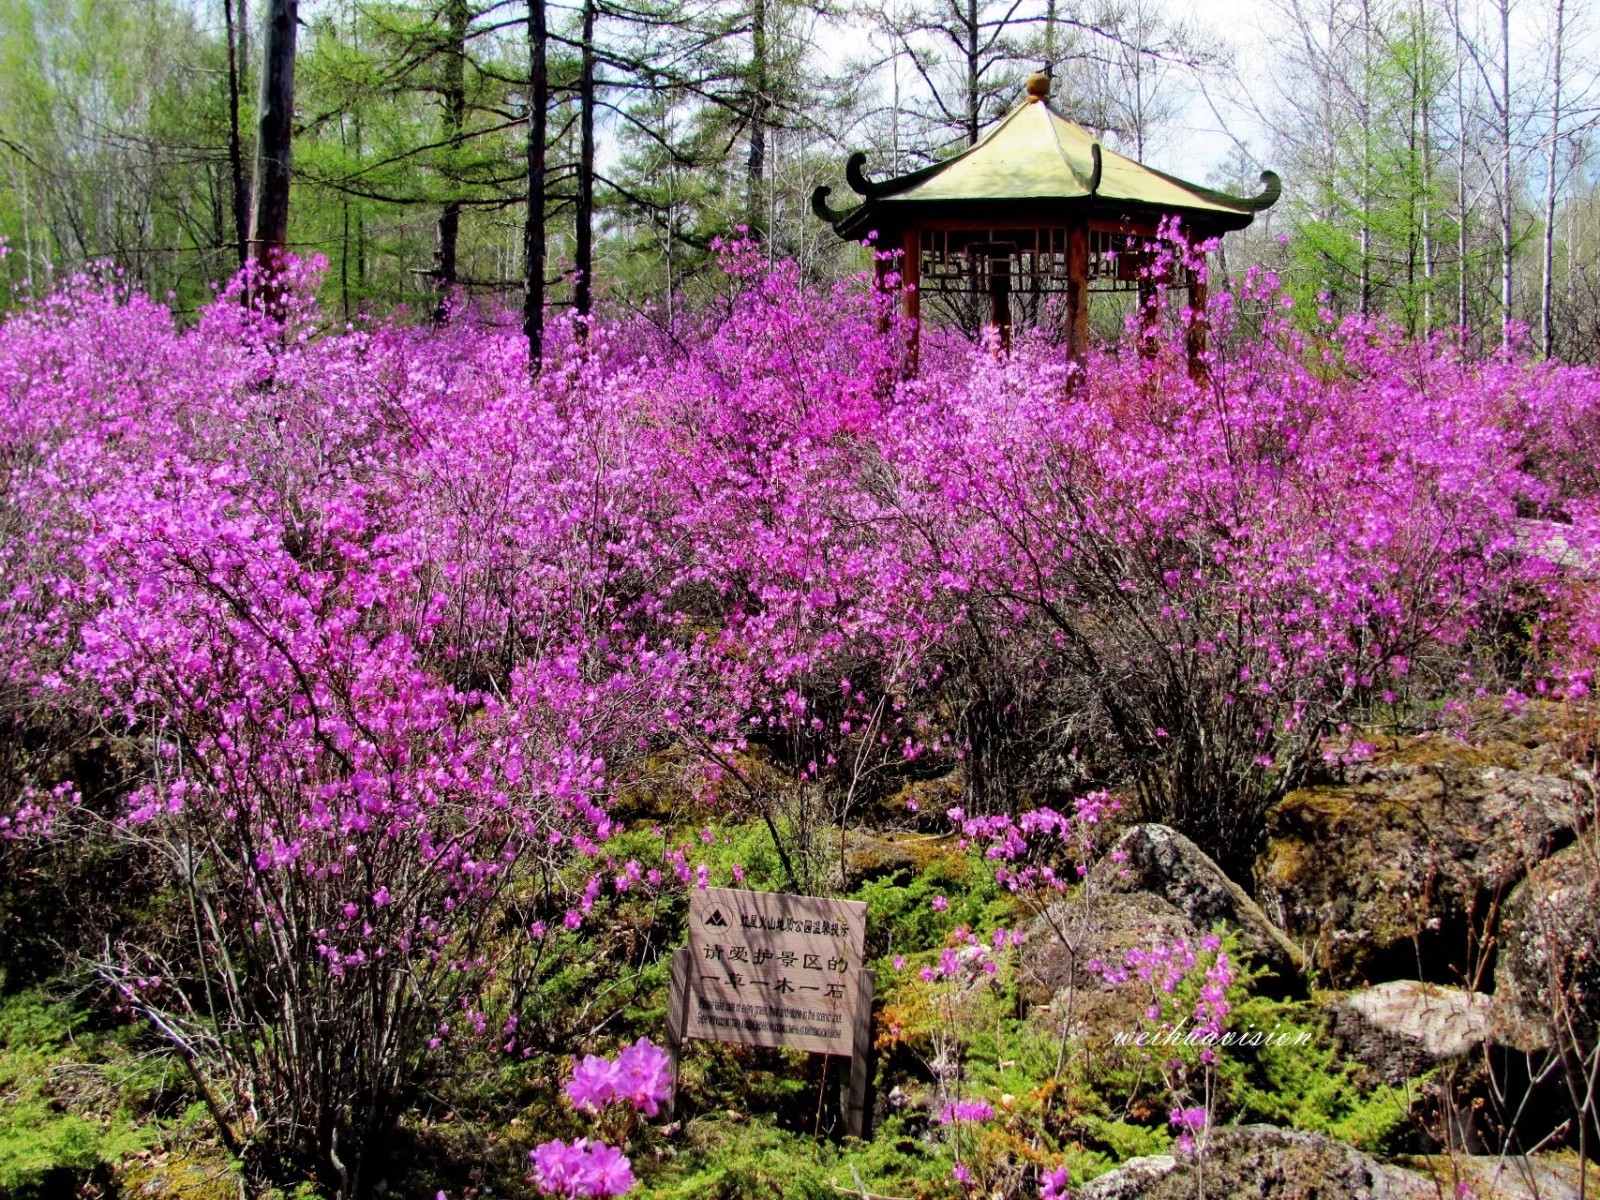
[{"xmin": 4, "ymin": 0, "xmax": 1600, "ymax": 358}]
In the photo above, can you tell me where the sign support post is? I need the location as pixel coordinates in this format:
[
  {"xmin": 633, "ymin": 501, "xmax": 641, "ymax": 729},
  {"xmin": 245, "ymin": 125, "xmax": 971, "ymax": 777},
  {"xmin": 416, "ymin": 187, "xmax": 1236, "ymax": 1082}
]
[
  {"xmin": 663, "ymin": 946, "xmax": 692, "ymax": 1122},
  {"xmin": 844, "ymin": 967, "xmax": 876, "ymax": 1140}
]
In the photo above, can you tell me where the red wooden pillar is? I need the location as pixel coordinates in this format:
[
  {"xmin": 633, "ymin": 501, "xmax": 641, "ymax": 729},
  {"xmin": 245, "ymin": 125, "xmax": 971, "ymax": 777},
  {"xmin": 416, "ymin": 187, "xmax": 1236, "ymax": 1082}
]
[
  {"xmin": 1066, "ymin": 223, "xmax": 1089, "ymax": 364},
  {"xmin": 902, "ymin": 227, "xmax": 921, "ymax": 375},
  {"xmin": 1186, "ymin": 275, "xmax": 1209, "ymax": 383},
  {"xmin": 1137, "ymin": 277, "xmax": 1159, "ymax": 358},
  {"xmin": 989, "ymin": 249, "xmax": 1012, "ymax": 354},
  {"xmin": 873, "ymin": 247, "xmax": 891, "ymax": 334}
]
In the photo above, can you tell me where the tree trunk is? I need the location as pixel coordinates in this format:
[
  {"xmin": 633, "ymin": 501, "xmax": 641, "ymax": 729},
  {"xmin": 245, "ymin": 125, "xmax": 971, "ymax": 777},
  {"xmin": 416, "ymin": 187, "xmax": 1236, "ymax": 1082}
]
[
  {"xmin": 574, "ymin": 0, "xmax": 596, "ymax": 320},
  {"xmin": 1541, "ymin": 0, "xmax": 1565, "ymax": 358},
  {"xmin": 1359, "ymin": 0, "xmax": 1372, "ymax": 317},
  {"xmin": 433, "ymin": 0, "xmax": 469, "ymax": 323},
  {"xmin": 746, "ymin": 0, "xmax": 768, "ymax": 238},
  {"xmin": 250, "ymin": 0, "xmax": 298, "ymax": 282},
  {"xmin": 1497, "ymin": 0, "xmax": 1513, "ymax": 346},
  {"xmin": 1452, "ymin": 0, "xmax": 1470, "ymax": 339},
  {"xmin": 966, "ymin": 0, "xmax": 980, "ymax": 146},
  {"xmin": 1418, "ymin": 0, "xmax": 1434, "ymax": 334},
  {"xmin": 223, "ymin": 0, "xmax": 249, "ymax": 270},
  {"xmin": 524, "ymin": 0, "xmax": 549, "ymax": 366}
]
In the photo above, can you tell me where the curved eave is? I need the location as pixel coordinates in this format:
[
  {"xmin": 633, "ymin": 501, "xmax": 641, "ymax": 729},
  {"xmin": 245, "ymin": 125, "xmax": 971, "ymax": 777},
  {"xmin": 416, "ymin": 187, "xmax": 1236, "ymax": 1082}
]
[{"xmin": 826, "ymin": 193, "xmax": 1261, "ymax": 242}]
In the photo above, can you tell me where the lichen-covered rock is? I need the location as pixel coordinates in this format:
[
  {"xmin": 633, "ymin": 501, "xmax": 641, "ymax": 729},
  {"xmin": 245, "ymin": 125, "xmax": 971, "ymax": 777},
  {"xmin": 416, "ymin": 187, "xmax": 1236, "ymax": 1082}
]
[
  {"xmin": 838, "ymin": 830, "xmax": 918, "ymax": 884},
  {"xmin": 1495, "ymin": 840, "xmax": 1600, "ymax": 1044},
  {"xmin": 1407, "ymin": 1153, "xmax": 1600, "ymax": 1200},
  {"xmin": 1074, "ymin": 1154, "xmax": 1179, "ymax": 1200},
  {"xmin": 1328, "ymin": 981, "xmax": 1495, "ymax": 1084},
  {"xmin": 1021, "ymin": 890, "xmax": 1200, "ymax": 1007},
  {"xmin": 1255, "ymin": 713, "xmax": 1581, "ymax": 988},
  {"xmin": 1076, "ymin": 1126, "xmax": 1435, "ymax": 1199},
  {"xmin": 1089, "ymin": 824, "xmax": 1306, "ymax": 986}
]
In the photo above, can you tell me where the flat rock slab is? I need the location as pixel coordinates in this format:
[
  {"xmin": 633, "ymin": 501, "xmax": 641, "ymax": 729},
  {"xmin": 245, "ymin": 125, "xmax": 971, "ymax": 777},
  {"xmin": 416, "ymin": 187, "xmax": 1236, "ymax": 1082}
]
[
  {"xmin": 1076, "ymin": 1126, "xmax": 1434, "ymax": 1199},
  {"xmin": 1328, "ymin": 981, "xmax": 1548, "ymax": 1084},
  {"xmin": 1329, "ymin": 980, "xmax": 1493, "ymax": 1083}
]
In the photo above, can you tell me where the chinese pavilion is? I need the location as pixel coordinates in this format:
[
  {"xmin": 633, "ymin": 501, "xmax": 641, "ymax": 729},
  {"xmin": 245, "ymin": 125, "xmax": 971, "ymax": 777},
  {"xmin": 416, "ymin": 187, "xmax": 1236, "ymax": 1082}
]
[{"xmin": 811, "ymin": 73, "xmax": 1280, "ymax": 372}]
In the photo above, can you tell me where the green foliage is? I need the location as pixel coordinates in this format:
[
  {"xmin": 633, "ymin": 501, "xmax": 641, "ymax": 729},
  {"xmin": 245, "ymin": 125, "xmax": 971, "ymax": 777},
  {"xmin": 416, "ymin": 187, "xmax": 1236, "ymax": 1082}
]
[
  {"xmin": 0, "ymin": 0, "xmax": 242, "ymax": 313},
  {"xmin": 1276, "ymin": 0, "xmax": 1463, "ymax": 333},
  {"xmin": 1220, "ymin": 996, "xmax": 1418, "ymax": 1153},
  {"xmin": 0, "ymin": 993, "xmax": 149, "ymax": 1199},
  {"xmin": 648, "ymin": 1114, "xmax": 950, "ymax": 1200},
  {"xmin": 852, "ymin": 842, "xmax": 1005, "ymax": 964}
]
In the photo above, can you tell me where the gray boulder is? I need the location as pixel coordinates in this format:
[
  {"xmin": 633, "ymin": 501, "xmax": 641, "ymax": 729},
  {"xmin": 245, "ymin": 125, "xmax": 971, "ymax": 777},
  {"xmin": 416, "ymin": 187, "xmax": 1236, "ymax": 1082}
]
[
  {"xmin": 1495, "ymin": 839, "xmax": 1600, "ymax": 1045},
  {"xmin": 1076, "ymin": 1126, "xmax": 1434, "ymax": 1199},
  {"xmin": 1090, "ymin": 823, "xmax": 1306, "ymax": 985},
  {"xmin": 1021, "ymin": 890, "xmax": 1201, "ymax": 1007}
]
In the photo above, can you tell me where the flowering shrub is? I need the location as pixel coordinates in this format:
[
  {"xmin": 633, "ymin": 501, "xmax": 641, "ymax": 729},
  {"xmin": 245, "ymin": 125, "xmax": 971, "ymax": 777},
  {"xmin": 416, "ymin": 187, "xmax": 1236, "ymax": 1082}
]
[
  {"xmin": 1090, "ymin": 931, "xmax": 1241, "ymax": 1164},
  {"xmin": 4, "ymin": 244, "xmax": 1600, "ymax": 1190}
]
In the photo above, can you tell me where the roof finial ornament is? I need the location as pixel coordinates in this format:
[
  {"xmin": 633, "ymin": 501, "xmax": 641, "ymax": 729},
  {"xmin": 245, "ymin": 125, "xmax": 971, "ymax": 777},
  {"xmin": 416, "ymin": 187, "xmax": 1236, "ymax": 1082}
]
[{"xmin": 1025, "ymin": 72, "xmax": 1050, "ymax": 102}]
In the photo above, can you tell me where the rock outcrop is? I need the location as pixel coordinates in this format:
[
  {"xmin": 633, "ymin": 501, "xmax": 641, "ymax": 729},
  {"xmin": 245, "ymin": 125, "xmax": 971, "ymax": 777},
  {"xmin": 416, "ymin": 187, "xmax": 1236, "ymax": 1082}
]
[
  {"xmin": 1256, "ymin": 712, "xmax": 1582, "ymax": 988},
  {"xmin": 1495, "ymin": 839, "xmax": 1600, "ymax": 1044},
  {"xmin": 1091, "ymin": 823, "xmax": 1307, "ymax": 986}
]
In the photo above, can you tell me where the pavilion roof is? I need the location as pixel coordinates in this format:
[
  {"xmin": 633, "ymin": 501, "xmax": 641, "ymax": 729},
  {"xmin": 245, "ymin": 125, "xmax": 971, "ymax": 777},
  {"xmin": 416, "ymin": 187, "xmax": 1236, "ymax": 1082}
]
[{"xmin": 813, "ymin": 80, "xmax": 1280, "ymax": 238}]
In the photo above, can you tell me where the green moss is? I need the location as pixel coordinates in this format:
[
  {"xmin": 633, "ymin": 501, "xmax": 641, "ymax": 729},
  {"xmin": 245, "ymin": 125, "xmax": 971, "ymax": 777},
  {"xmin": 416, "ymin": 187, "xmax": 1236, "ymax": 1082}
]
[
  {"xmin": 0, "ymin": 992, "xmax": 151, "ymax": 1199},
  {"xmin": 644, "ymin": 1115, "xmax": 951, "ymax": 1200},
  {"xmin": 1074, "ymin": 1115, "xmax": 1172, "ymax": 1163},
  {"xmin": 1219, "ymin": 997, "xmax": 1417, "ymax": 1153}
]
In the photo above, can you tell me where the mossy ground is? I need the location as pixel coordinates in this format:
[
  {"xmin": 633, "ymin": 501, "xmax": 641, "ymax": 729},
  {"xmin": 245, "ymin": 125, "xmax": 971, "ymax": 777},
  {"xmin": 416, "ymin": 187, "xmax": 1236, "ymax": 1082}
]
[{"xmin": 0, "ymin": 817, "xmax": 1429, "ymax": 1200}]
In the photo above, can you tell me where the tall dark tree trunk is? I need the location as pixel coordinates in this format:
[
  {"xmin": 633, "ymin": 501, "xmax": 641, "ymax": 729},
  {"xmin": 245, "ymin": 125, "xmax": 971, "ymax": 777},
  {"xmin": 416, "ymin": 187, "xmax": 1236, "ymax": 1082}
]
[
  {"xmin": 433, "ymin": 0, "xmax": 469, "ymax": 323},
  {"xmin": 223, "ymin": 0, "xmax": 249, "ymax": 269},
  {"xmin": 250, "ymin": 0, "xmax": 298, "ymax": 284},
  {"xmin": 573, "ymin": 0, "xmax": 596, "ymax": 320},
  {"xmin": 1542, "ymin": 0, "xmax": 1566, "ymax": 358},
  {"xmin": 523, "ymin": 0, "xmax": 549, "ymax": 366},
  {"xmin": 1496, "ymin": 0, "xmax": 1513, "ymax": 345},
  {"xmin": 745, "ymin": 0, "xmax": 768, "ymax": 238},
  {"xmin": 965, "ymin": 0, "xmax": 979, "ymax": 145}
]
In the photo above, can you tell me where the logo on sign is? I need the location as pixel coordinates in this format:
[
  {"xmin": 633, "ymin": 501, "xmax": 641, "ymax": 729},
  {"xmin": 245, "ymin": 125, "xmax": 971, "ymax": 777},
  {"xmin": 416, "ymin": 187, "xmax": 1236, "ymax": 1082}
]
[{"xmin": 705, "ymin": 909, "xmax": 727, "ymax": 927}]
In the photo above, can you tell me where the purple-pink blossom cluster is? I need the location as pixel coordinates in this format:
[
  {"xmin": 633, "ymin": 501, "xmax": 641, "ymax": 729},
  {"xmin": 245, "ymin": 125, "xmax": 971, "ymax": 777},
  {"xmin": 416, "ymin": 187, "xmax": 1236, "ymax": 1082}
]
[
  {"xmin": 1091, "ymin": 933, "xmax": 1235, "ymax": 1074},
  {"xmin": 565, "ymin": 1038, "xmax": 672, "ymax": 1116},
  {"xmin": 949, "ymin": 792, "xmax": 1118, "ymax": 892},
  {"xmin": 529, "ymin": 1139, "xmax": 635, "ymax": 1197},
  {"xmin": 1169, "ymin": 1106, "xmax": 1209, "ymax": 1154},
  {"xmin": 916, "ymin": 926, "xmax": 1022, "ymax": 982},
  {"xmin": 937, "ymin": 1099, "xmax": 995, "ymax": 1124}
]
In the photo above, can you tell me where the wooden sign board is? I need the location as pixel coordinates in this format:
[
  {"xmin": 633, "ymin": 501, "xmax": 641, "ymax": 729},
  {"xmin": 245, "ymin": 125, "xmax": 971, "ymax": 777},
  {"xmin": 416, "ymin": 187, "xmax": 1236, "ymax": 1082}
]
[{"xmin": 685, "ymin": 887, "xmax": 868, "ymax": 1055}]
